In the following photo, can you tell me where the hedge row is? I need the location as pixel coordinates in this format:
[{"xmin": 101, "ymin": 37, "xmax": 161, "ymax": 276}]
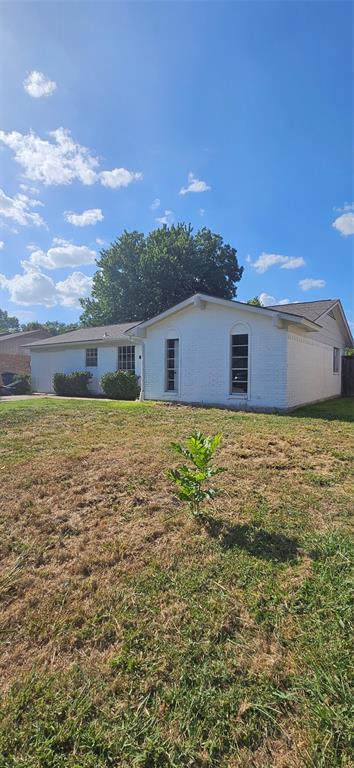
[{"xmin": 53, "ymin": 370, "xmax": 140, "ymax": 400}]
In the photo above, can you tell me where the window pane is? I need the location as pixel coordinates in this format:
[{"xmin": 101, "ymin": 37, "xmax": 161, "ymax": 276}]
[
  {"xmin": 232, "ymin": 334, "xmax": 248, "ymax": 345},
  {"xmin": 165, "ymin": 338, "xmax": 178, "ymax": 392},
  {"xmin": 232, "ymin": 356, "xmax": 248, "ymax": 369},
  {"xmin": 232, "ymin": 381, "xmax": 248, "ymax": 394},
  {"xmin": 118, "ymin": 346, "xmax": 135, "ymax": 371},
  {"xmin": 232, "ymin": 345, "xmax": 248, "ymax": 356},
  {"xmin": 231, "ymin": 332, "xmax": 248, "ymax": 394},
  {"xmin": 232, "ymin": 373, "xmax": 248, "ymax": 383},
  {"xmin": 86, "ymin": 348, "xmax": 98, "ymax": 366}
]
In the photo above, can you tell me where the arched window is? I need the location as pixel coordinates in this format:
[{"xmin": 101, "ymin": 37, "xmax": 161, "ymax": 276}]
[{"xmin": 230, "ymin": 323, "xmax": 249, "ymax": 395}]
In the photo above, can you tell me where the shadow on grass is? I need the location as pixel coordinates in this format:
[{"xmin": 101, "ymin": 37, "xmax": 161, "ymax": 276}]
[
  {"xmin": 289, "ymin": 397, "xmax": 354, "ymax": 424},
  {"xmin": 202, "ymin": 517, "xmax": 300, "ymax": 562}
]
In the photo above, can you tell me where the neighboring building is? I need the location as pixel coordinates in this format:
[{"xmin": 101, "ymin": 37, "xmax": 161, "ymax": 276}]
[
  {"xmin": 0, "ymin": 329, "xmax": 51, "ymax": 384},
  {"xmin": 28, "ymin": 295, "xmax": 353, "ymax": 411}
]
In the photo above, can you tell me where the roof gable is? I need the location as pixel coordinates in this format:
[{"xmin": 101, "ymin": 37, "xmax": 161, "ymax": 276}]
[
  {"xmin": 130, "ymin": 293, "xmax": 321, "ymax": 335},
  {"xmin": 272, "ymin": 299, "xmax": 338, "ymax": 322}
]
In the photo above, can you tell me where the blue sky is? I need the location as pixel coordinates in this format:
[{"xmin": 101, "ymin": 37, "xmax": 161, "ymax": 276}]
[{"xmin": 0, "ymin": 1, "xmax": 352, "ymax": 325}]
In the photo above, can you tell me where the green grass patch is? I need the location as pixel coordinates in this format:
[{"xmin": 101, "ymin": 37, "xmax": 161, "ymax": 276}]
[{"xmin": 0, "ymin": 397, "xmax": 353, "ymax": 766}]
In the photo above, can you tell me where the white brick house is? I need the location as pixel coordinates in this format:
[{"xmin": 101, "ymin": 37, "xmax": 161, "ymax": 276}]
[{"xmin": 29, "ymin": 294, "xmax": 353, "ymax": 411}]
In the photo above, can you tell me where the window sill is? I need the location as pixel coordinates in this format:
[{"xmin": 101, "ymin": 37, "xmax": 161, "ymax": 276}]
[{"xmin": 228, "ymin": 393, "xmax": 248, "ymax": 399}]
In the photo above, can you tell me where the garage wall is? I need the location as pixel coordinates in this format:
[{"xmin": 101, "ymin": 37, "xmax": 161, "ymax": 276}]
[{"xmin": 31, "ymin": 343, "xmax": 142, "ymax": 393}]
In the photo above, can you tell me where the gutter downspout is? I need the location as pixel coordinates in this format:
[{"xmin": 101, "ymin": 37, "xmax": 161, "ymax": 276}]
[{"xmin": 139, "ymin": 340, "xmax": 145, "ymax": 401}]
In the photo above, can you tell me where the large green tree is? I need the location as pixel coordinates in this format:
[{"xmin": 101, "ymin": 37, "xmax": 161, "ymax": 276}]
[
  {"xmin": 0, "ymin": 308, "xmax": 20, "ymax": 333},
  {"xmin": 80, "ymin": 224, "xmax": 243, "ymax": 325}
]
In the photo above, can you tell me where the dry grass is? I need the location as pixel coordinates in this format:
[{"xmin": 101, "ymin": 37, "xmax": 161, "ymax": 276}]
[{"xmin": 0, "ymin": 397, "xmax": 353, "ymax": 767}]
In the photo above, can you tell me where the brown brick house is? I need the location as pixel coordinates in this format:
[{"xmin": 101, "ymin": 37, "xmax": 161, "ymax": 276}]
[{"xmin": 0, "ymin": 329, "xmax": 51, "ymax": 384}]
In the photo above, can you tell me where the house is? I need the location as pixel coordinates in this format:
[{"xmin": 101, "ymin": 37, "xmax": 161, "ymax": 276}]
[
  {"xmin": 0, "ymin": 329, "xmax": 52, "ymax": 385},
  {"xmin": 28, "ymin": 295, "xmax": 353, "ymax": 411}
]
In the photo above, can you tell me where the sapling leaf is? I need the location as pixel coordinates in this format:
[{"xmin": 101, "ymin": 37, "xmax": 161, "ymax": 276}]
[{"xmin": 167, "ymin": 431, "xmax": 225, "ymax": 518}]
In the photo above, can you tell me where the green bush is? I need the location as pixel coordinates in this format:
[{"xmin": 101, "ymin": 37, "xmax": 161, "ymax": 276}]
[
  {"xmin": 8, "ymin": 374, "xmax": 32, "ymax": 395},
  {"xmin": 53, "ymin": 371, "xmax": 92, "ymax": 397},
  {"xmin": 100, "ymin": 371, "xmax": 140, "ymax": 400}
]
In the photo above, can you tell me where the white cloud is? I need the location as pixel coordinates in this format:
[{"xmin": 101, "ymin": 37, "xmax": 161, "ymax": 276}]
[
  {"xmin": 64, "ymin": 208, "xmax": 103, "ymax": 227},
  {"xmin": 56, "ymin": 272, "xmax": 93, "ymax": 308},
  {"xmin": 0, "ymin": 262, "xmax": 57, "ymax": 306},
  {"xmin": 259, "ymin": 292, "xmax": 290, "ymax": 307},
  {"xmin": 156, "ymin": 210, "xmax": 173, "ymax": 226},
  {"xmin": 251, "ymin": 252, "xmax": 305, "ymax": 274},
  {"xmin": 23, "ymin": 70, "xmax": 57, "ymax": 98},
  {"xmin": 0, "ymin": 128, "xmax": 142, "ymax": 189},
  {"xmin": 199, "ymin": 208, "xmax": 205, "ymax": 217},
  {"xmin": 0, "ymin": 188, "xmax": 45, "ymax": 227},
  {"xmin": 96, "ymin": 237, "xmax": 107, "ymax": 246},
  {"xmin": 299, "ymin": 278, "xmax": 326, "ymax": 291},
  {"xmin": 0, "ymin": 128, "xmax": 99, "ymax": 186},
  {"xmin": 179, "ymin": 172, "xmax": 211, "ymax": 195},
  {"xmin": 19, "ymin": 183, "xmax": 40, "ymax": 195},
  {"xmin": 99, "ymin": 168, "xmax": 142, "ymax": 188},
  {"xmin": 0, "ymin": 262, "xmax": 92, "ymax": 309},
  {"xmin": 27, "ymin": 238, "xmax": 96, "ymax": 269},
  {"xmin": 150, "ymin": 198, "xmax": 160, "ymax": 210},
  {"xmin": 332, "ymin": 212, "xmax": 354, "ymax": 236},
  {"xmin": 0, "ymin": 241, "xmax": 4, "ymax": 250},
  {"xmin": 281, "ymin": 257, "xmax": 305, "ymax": 270}
]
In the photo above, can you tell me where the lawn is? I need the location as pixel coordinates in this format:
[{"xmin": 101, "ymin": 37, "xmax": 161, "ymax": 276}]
[{"xmin": 0, "ymin": 397, "xmax": 353, "ymax": 768}]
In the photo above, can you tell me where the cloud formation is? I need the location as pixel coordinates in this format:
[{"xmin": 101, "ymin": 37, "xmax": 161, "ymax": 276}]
[
  {"xmin": 156, "ymin": 210, "xmax": 173, "ymax": 226},
  {"xmin": 56, "ymin": 272, "xmax": 93, "ymax": 308},
  {"xmin": 0, "ymin": 262, "xmax": 92, "ymax": 309},
  {"xmin": 298, "ymin": 278, "xmax": 325, "ymax": 291},
  {"xmin": 0, "ymin": 188, "xmax": 45, "ymax": 228},
  {"xmin": 259, "ymin": 292, "xmax": 290, "ymax": 306},
  {"xmin": 27, "ymin": 239, "xmax": 96, "ymax": 270},
  {"xmin": 179, "ymin": 173, "xmax": 211, "ymax": 195},
  {"xmin": 64, "ymin": 208, "xmax": 103, "ymax": 227},
  {"xmin": 100, "ymin": 168, "xmax": 143, "ymax": 188},
  {"xmin": 251, "ymin": 252, "xmax": 305, "ymax": 274},
  {"xmin": 150, "ymin": 198, "xmax": 160, "ymax": 210},
  {"xmin": 23, "ymin": 70, "xmax": 57, "ymax": 98},
  {"xmin": 0, "ymin": 128, "xmax": 142, "ymax": 188},
  {"xmin": 332, "ymin": 206, "xmax": 354, "ymax": 236}
]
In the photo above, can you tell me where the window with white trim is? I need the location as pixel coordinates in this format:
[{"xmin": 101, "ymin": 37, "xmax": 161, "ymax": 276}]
[
  {"xmin": 165, "ymin": 339, "xmax": 179, "ymax": 392},
  {"xmin": 86, "ymin": 348, "xmax": 98, "ymax": 367},
  {"xmin": 333, "ymin": 347, "xmax": 340, "ymax": 374},
  {"xmin": 118, "ymin": 345, "xmax": 135, "ymax": 372},
  {"xmin": 231, "ymin": 333, "xmax": 248, "ymax": 394}
]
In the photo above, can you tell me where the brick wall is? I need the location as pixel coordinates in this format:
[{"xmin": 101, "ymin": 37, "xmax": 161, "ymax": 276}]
[{"xmin": 0, "ymin": 353, "xmax": 30, "ymax": 383}]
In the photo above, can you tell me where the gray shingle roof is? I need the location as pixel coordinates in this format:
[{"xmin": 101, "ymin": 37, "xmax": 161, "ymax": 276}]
[
  {"xmin": 0, "ymin": 329, "xmax": 50, "ymax": 343},
  {"xmin": 27, "ymin": 322, "xmax": 139, "ymax": 347},
  {"xmin": 271, "ymin": 299, "xmax": 339, "ymax": 322}
]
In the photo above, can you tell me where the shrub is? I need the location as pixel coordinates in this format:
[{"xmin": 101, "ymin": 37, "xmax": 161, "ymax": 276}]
[
  {"xmin": 7, "ymin": 374, "xmax": 31, "ymax": 395},
  {"xmin": 53, "ymin": 371, "xmax": 92, "ymax": 397},
  {"xmin": 167, "ymin": 431, "xmax": 226, "ymax": 518},
  {"xmin": 100, "ymin": 371, "xmax": 140, "ymax": 400}
]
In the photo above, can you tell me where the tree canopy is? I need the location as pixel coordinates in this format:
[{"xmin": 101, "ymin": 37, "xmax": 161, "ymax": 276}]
[
  {"xmin": 0, "ymin": 308, "xmax": 20, "ymax": 333},
  {"xmin": 20, "ymin": 320, "xmax": 79, "ymax": 335},
  {"xmin": 246, "ymin": 296, "xmax": 263, "ymax": 306},
  {"xmin": 80, "ymin": 224, "xmax": 243, "ymax": 325}
]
